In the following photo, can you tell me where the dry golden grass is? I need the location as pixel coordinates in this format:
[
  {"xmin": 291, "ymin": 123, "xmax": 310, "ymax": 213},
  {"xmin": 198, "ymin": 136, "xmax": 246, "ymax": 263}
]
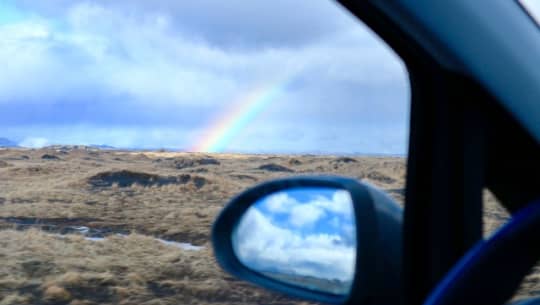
[
  {"xmin": 0, "ymin": 229, "xmax": 309, "ymax": 305},
  {"xmin": 0, "ymin": 147, "xmax": 536, "ymax": 304}
]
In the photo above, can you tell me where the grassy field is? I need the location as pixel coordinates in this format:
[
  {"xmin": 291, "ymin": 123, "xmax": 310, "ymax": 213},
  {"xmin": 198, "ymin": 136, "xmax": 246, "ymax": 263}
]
[{"xmin": 0, "ymin": 147, "xmax": 536, "ymax": 304}]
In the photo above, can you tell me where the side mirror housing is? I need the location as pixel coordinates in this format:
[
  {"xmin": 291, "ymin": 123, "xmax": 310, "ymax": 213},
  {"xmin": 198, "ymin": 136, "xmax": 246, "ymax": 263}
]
[{"xmin": 212, "ymin": 176, "xmax": 402, "ymax": 304}]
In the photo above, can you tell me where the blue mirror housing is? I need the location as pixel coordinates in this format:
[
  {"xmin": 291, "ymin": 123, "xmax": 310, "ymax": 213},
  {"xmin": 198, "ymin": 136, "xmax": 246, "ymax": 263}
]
[{"xmin": 212, "ymin": 176, "xmax": 403, "ymax": 305}]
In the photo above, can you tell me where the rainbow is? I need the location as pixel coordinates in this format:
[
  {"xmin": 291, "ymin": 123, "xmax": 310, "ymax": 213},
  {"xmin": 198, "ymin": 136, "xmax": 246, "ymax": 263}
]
[{"xmin": 190, "ymin": 74, "xmax": 296, "ymax": 153}]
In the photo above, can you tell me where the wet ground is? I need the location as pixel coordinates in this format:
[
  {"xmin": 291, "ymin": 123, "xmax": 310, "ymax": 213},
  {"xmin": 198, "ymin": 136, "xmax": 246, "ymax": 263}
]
[{"xmin": 0, "ymin": 217, "xmax": 204, "ymax": 251}]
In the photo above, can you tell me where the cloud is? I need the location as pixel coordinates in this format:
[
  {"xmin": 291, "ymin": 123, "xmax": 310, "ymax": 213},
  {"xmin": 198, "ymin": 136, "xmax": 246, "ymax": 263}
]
[
  {"xmin": 19, "ymin": 137, "xmax": 49, "ymax": 148},
  {"xmin": 264, "ymin": 192, "xmax": 299, "ymax": 213},
  {"xmin": 5, "ymin": 125, "xmax": 196, "ymax": 149},
  {"xmin": 289, "ymin": 204, "xmax": 326, "ymax": 228},
  {"xmin": 312, "ymin": 190, "xmax": 355, "ymax": 216},
  {"xmin": 259, "ymin": 189, "xmax": 354, "ymax": 227},
  {"xmin": 233, "ymin": 207, "xmax": 355, "ymax": 284},
  {"xmin": 0, "ymin": 1, "xmax": 410, "ymax": 153},
  {"xmin": 13, "ymin": 0, "xmax": 354, "ymax": 49},
  {"xmin": 233, "ymin": 188, "xmax": 357, "ymax": 287}
]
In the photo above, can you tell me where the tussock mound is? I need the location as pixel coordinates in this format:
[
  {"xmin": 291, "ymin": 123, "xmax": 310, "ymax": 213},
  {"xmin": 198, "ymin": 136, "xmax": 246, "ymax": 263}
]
[
  {"xmin": 5, "ymin": 154, "xmax": 30, "ymax": 160},
  {"xmin": 9, "ymin": 166, "xmax": 52, "ymax": 175},
  {"xmin": 366, "ymin": 171, "xmax": 396, "ymax": 184},
  {"xmin": 193, "ymin": 176, "xmax": 207, "ymax": 189},
  {"xmin": 87, "ymin": 170, "xmax": 208, "ymax": 189},
  {"xmin": 41, "ymin": 154, "xmax": 60, "ymax": 160},
  {"xmin": 88, "ymin": 170, "xmax": 185, "ymax": 188},
  {"xmin": 230, "ymin": 174, "xmax": 258, "ymax": 181},
  {"xmin": 197, "ymin": 157, "xmax": 220, "ymax": 166},
  {"xmin": 333, "ymin": 157, "xmax": 357, "ymax": 163},
  {"xmin": 155, "ymin": 157, "xmax": 220, "ymax": 169},
  {"xmin": 258, "ymin": 163, "xmax": 294, "ymax": 172},
  {"xmin": 170, "ymin": 159, "xmax": 197, "ymax": 169},
  {"xmin": 0, "ymin": 160, "xmax": 9, "ymax": 167},
  {"xmin": 288, "ymin": 159, "xmax": 302, "ymax": 165}
]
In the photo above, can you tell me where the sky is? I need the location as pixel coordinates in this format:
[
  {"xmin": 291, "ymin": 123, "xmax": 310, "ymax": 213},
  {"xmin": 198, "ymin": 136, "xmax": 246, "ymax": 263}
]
[
  {"xmin": 233, "ymin": 187, "xmax": 356, "ymax": 290},
  {"xmin": 520, "ymin": 0, "xmax": 540, "ymax": 25},
  {"xmin": 0, "ymin": 0, "xmax": 410, "ymax": 154}
]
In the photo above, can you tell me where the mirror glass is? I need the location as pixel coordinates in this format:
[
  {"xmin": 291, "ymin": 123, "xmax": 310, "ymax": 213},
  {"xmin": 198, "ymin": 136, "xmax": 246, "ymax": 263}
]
[{"xmin": 232, "ymin": 187, "xmax": 356, "ymax": 295}]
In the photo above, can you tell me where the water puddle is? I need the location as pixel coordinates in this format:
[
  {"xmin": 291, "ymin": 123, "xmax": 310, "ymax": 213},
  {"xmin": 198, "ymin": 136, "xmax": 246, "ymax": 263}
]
[
  {"xmin": 69, "ymin": 232, "xmax": 204, "ymax": 251},
  {"xmin": 0, "ymin": 217, "xmax": 204, "ymax": 251},
  {"xmin": 156, "ymin": 238, "xmax": 204, "ymax": 251}
]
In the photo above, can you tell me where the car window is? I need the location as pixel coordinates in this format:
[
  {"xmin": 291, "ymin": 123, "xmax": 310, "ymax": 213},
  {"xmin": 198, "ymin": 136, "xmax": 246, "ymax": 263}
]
[
  {"xmin": 484, "ymin": 189, "xmax": 540, "ymax": 302},
  {"xmin": 0, "ymin": 2, "xmax": 410, "ymax": 304},
  {"xmin": 2, "ymin": 1, "xmax": 539, "ymax": 304}
]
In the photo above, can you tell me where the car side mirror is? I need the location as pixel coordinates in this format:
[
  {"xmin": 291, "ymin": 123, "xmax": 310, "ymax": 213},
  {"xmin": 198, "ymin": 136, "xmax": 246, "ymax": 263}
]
[{"xmin": 212, "ymin": 176, "xmax": 403, "ymax": 304}]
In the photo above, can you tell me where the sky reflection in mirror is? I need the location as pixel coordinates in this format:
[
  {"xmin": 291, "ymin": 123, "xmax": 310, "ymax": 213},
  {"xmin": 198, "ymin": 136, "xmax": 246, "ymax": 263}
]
[{"xmin": 233, "ymin": 187, "xmax": 356, "ymax": 295}]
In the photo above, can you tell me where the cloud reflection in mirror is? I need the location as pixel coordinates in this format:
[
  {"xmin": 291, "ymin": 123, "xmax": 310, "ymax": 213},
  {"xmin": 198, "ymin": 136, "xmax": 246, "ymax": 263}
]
[{"xmin": 232, "ymin": 187, "xmax": 356, "ymax": 295}]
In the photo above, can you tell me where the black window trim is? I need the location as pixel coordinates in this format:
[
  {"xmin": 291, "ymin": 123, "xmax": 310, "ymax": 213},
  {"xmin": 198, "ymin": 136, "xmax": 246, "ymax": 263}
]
[{"xmin": 336, "ymin": 1, "xmax": 540, "ymax": 304}]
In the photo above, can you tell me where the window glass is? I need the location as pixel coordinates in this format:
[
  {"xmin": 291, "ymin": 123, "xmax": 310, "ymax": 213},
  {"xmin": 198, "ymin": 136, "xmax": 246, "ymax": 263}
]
[
  {"xmin": 484, "ymin": 189, "xmax": 540, "ymax": 301},
  {"xmin": 0, "ymin": 1, "xmax": 409, "ymax": 304},
  {"xmin": 518, "ymin": 0, "xmax": 540, "ymax": 27}
]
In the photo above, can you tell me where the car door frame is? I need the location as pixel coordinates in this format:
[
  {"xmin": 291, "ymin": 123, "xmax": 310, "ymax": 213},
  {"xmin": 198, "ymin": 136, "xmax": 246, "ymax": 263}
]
[{"xmin": 336, "ymin": 1, "xmax": 540, "ymax": 304}]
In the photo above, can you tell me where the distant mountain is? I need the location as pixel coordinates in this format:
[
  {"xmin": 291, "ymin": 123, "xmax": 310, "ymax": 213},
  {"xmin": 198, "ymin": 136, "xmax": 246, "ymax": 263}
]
[
  {"xmin": 0, "ymin": 138, "xmax": 18, "ymax": 147},
  {"xmin": 41, "ymin": 144, "xmax": 118, "ymax": 151},
  {"xmin": 89, "ymin": 144, "xmax": 116, "ymax": 150}
]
